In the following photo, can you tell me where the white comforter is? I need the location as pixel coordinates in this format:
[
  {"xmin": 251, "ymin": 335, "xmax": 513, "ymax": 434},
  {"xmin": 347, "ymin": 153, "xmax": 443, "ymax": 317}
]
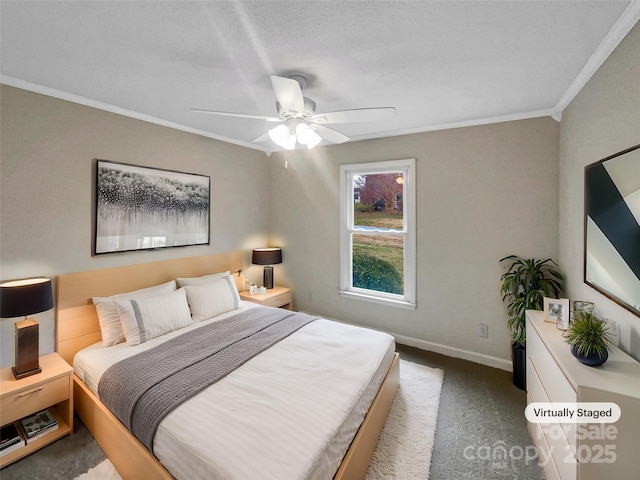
[{"xmin": 74, "ymin": 303, "xmax": 395, "ymax": 480}]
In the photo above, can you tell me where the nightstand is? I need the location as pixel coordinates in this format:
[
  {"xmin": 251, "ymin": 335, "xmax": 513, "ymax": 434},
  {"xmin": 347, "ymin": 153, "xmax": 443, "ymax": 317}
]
[
  {"xmin": 0, "ymin": 352, "xmax": 73, "ymax": 467},
  {"xmin": 239, "ymin": 286, "xmax": 293, "ymax": 310}
]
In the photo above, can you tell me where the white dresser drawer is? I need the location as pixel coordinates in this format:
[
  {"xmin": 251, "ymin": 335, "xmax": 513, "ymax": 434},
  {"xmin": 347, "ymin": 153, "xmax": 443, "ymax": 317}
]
[
  {"xmin": 527, "ymin": 357, "xmax": 578, "ymax": 480},
  {"xmin": 530, "ymin": 421, "xmax": 562, "ymax": 480},
  {"xmin": 527, "ymin": 325, "xmax": 577, "ymax": 403},
  {"xmin": 527, "ymin": 356, "xmax": 549, "ymax": 404}
]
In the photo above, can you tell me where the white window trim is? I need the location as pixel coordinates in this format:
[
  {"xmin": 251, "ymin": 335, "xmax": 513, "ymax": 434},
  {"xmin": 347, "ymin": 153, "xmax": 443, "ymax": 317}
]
[{"xmin": 339, "ymin": 158, "xmax": 416, "ymax": 309}]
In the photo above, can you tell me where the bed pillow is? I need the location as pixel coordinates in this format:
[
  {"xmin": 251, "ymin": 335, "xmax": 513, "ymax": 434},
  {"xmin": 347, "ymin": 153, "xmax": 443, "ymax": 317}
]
[
  {"xmin": 115, "ymin": 287, "xmax": 192, "ymax": 346},
  {"xmin": 92, "ymin": 280, "xmax": 177, "ymax": 347},
  {"xmin": 176, "ymin": 271, "xmax": 231, "ymax": 287},
  {"xmin": 184, "ymin": 275, "xmax": 241, "ymax": 321}
]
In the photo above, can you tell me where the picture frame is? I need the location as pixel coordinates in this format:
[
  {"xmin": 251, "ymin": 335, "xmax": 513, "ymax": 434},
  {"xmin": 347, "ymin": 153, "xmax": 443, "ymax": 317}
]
[
  {"xmin": 543, "ymin": 297, "xmax": 569, "ymax": 324},
  {"xmin": 571, "ymin": 300, "xmax": 595, "ymax": 323},
  {"xmin": 572, "ymin": 300, "xmax": 595, "ymax": 315},
  {"xmin": 94, "ymin": 160, "xmax": 210, "ymax": 254}
]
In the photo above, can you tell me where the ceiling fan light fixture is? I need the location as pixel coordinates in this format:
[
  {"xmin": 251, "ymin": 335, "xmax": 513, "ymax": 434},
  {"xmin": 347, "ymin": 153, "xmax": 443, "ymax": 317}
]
[
  {"xmin": 283, "ymin": 133, "xmax": 297, "ymax": 150},
  {"xmin": 268, "ymin": 124, "xmax": 289, "ymax": 145},
  {"xmin": 193, "ymin": 75, "xmax": 396, "ymax": 150},
  {"xmin": 296, "ymin": 123, "xmax": 322, "ymax": 149},
  {"xmin": 268, "ymin": 124, "xmax": 297, "ymax": 150},
  {"xmin": 268, "ymin": 122, "xmax": 321, "ymax": 150}
]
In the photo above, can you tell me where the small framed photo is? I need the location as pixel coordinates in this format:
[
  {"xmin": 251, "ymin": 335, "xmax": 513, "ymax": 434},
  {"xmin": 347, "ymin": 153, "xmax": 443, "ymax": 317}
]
[
  {"xmin": 543, "ymin": 297, "xmax": 569, "ymax": 323},
  {"xmin": 572, "ymin": 300, "xmax": 595, "ymax": 315}
]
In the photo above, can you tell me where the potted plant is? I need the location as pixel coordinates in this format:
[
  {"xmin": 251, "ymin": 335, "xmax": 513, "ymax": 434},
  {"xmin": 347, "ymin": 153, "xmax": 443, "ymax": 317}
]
[
  {"xmin": 564, "ymin": 310, "xmax": 616, "ymax": 366},
  {"xmin": 499, "ymin": 255, "xmax": 563, "ymax": 389}
]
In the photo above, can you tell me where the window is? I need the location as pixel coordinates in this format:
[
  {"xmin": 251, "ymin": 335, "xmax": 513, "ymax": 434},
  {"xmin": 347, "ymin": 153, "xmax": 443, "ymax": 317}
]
[{"xmin": 340, "ymin": 159, "xmax": 416, "ymax": 309}]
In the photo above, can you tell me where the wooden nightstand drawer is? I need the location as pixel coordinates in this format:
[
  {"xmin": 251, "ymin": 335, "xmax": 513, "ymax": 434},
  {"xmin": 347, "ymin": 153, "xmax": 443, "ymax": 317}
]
[
  {"xmin": 239, "ymin": 286, "xmax": 293, "ymax": 309},
  {"xmin": 260, "ymin": 290, "xmax": 292, "ymax": 308},
  {"xmin": 1, "ymin": 374, "xmax": 69, "ymax": 424}
]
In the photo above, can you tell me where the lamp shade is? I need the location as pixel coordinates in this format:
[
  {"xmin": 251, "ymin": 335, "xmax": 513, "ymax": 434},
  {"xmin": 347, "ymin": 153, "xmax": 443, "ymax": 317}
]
[
  {"xmin": 252, "ymin": 248, "xmax": 282, "ymax": 266},
  {"xmin": 0, "ymin": 277, "xmax": 53, "ymax": 318}
]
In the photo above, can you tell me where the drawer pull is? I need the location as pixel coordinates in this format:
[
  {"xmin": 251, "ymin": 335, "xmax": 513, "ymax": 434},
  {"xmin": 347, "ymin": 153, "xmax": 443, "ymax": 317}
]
[{"xmin": 17, "ymin": 386, "xmax": 43, "ymax": 397}]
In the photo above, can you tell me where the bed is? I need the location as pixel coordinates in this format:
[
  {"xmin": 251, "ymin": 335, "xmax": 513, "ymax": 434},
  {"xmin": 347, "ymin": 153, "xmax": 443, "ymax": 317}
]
[{"xmin": 56, "ymin": 252, "xmax": 399, "ymax": 480}]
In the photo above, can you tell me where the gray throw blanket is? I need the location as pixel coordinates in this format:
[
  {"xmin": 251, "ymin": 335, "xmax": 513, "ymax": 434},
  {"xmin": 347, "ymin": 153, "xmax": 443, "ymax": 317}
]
[{"xmin": 98, "ymin": 306, "xmax": 318, "ymax": 452}]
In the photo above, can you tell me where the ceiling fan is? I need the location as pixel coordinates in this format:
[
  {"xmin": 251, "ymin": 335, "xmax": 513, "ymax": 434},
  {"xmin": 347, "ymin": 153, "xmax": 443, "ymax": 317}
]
[{"xmin": 191, "ymin": 75, "xmax": 396, "ymax": 150}]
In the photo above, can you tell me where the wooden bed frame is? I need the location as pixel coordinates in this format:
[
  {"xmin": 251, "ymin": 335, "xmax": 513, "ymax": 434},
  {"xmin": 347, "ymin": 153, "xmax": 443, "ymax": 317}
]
[{"xmin": 56, "ymin": 251, "xmax": 399, "ymax": 480}]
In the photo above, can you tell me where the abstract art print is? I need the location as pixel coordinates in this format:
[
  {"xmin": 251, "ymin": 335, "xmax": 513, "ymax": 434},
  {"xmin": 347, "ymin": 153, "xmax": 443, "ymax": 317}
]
[{"xmin": 95, "ymin": 160, "xmax": 210, "ymax": 254}]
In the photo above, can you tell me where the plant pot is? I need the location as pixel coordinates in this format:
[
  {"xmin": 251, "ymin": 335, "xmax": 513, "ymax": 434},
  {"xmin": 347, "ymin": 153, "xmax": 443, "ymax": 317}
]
[
  {"xmin": 570, "ymin": 345, "xmax": 608, "ymax": 366},
  {"xmin": 512, "ymin": 342, "xmax": 526, "ymax": 390}
]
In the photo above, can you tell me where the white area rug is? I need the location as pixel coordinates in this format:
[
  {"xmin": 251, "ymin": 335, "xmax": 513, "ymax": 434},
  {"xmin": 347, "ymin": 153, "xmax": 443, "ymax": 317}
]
[
  {"xmin": 74, "ymin": 359, "xmax": 443, "ymax": 480},
  {"xmin": 74, "ymin": 459, "xmax": 121, "ymax": 480},
  {"xmin": 365, "ymin": 360, "xmax": 444, "ymax": 479}
]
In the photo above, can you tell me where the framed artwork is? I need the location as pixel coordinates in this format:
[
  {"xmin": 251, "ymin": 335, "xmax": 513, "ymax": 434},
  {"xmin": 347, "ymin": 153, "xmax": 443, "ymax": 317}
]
[
  {"xmin": 94, "ymin": 160, "xmax": 210, "ymax": 254},
  {"xmin": 543, "ymin": 297, "xmax": 569, "ymax": 324}
]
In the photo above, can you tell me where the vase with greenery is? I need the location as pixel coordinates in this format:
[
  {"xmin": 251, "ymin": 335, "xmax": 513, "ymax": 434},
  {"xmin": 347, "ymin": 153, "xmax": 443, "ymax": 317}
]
[
  {"xmin": 564, "ymin": 310, "xmax": 616, "ymax": 366},
  {"xmin": 499, "ymin": 255, "xmax": 563, "ymax": 389}
]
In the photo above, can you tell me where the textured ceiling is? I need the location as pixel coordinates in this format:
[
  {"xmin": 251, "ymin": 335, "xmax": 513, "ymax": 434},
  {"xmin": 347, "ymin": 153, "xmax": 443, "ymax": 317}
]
[{"xmin": 1, "ymin": 1, "xmax": 638, "ymax": 154}]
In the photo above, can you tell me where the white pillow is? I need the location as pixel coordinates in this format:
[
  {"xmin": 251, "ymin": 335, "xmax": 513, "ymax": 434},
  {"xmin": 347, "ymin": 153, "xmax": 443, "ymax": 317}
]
[
  {"xmin": 115, "ymin": 288, "xmax": 192, "ymax": 346},
  {"xmin": 93, "ymin": 280, "xmax": 176, "ymax": 347},
  {"xmin": 184, "ymin": 275, "xmax": 241, "ymax": 321},
  {"xmin": 176, "ymin": 271, "xmax": 231, "ymax": 287}
]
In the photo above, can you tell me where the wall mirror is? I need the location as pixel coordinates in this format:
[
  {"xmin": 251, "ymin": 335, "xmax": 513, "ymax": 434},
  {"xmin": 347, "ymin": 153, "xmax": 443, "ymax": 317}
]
[{"xmin": 584, "ymin": 144, "xmax": 640, "ymax": 317}]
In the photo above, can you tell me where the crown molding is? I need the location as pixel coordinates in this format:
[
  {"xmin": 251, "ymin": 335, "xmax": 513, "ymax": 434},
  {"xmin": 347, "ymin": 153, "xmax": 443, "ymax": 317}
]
[
  {"xmin": 0, "ymin": 75, "xmax": 270, "ymax": 154},
  {"xmin": 552, "ymin": 0, "xmax": 640, "ymax": 119},
  {"xmin": 349, "ymin": 108, "xmax": 555, "ymax": 143}
]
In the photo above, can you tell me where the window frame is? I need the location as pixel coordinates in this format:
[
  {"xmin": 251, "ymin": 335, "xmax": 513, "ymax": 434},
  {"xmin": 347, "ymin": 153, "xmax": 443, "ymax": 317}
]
[{"xmin": 339, "ymin": 158, "xmax": 416, "ymax": 309}]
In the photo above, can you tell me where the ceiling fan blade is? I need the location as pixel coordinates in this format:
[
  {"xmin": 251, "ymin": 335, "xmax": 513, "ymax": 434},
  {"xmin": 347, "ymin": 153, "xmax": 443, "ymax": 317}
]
[
  {"xmin": 190, "ymin": 108, "xmax": 280, "ymax": 122},
  {"xmin": 313, "ymin": 124, "xmax": 349, "ymax": 144},
  {"xmin": 252, "ymin": 132, "xmax": 271, "ymax": 143},
  {"xmin": 311, "ymin": 107, "xmax": 396, "ymax": 125},
  {"xmin": 271, "ymin": 75, "xmax": 304, "ymax": 115}
]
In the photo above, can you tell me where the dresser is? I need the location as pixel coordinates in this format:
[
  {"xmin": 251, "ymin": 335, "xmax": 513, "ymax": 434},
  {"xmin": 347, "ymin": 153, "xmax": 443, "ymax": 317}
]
[{"xmin": 526, "ymin": 310, "xmax": 640, "ymax": 480}]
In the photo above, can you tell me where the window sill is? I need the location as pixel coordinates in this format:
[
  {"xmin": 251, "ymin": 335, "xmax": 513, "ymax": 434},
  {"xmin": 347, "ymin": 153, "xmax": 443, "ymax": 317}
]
[{"xmin": 339, "ymin": 290, "xmax": 416, "ymax": 310}]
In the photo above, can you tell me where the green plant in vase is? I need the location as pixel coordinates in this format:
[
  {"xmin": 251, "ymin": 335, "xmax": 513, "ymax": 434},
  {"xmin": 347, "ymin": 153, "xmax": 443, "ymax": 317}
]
[
  {"xmin": 564, "ymin": 310, "xmax": 616, "ymax": 366},
  {"xmin": 499, "ymin": 256, "xmax": 564, "ymax": 346},
  {"xmin": 499, "ymin": 255, "xmax": 563, "ymax": 389}
]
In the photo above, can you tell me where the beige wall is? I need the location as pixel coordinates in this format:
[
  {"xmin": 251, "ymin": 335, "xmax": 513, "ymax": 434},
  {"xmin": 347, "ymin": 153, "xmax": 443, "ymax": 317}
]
[
  {"xmin": 269, "ymin": 117, "xmax": 560, "ymax": 367},
  {"xmin": 559, "ymin": 23, "xmax": 640, "ymax": 360},
  {"xmin": 0, "ymin": 85, "xmax": 271, "ymax": 367}
]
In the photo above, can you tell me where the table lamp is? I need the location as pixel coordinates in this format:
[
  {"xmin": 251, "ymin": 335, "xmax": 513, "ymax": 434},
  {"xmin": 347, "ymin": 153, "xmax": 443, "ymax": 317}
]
[
  {"xmin": 0, "ymin": 277, "xmax": 53, "ymax": 379},
  {"xmin": 252, "ymin": 248, "xmax": 282, "ymax": 289}
]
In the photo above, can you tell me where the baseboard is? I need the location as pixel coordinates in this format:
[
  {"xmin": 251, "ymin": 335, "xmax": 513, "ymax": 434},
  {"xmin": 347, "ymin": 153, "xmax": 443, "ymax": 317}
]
[
  {"xmin": 392, "ymin": 333, "xmax": 512, "ymax": 372},
  {"xmin": 301, "ymin": 310, "xmax": 512, "ymax": 372}
]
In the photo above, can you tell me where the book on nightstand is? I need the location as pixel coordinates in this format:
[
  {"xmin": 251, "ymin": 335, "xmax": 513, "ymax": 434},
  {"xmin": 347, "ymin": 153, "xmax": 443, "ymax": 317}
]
[
  {"xmin": 0, "ymin": 423, "xmax": 25, "ymax": 456},
  {"xmin": 18, "ymin": 409, "xmax": 58, "ymax": 443}
]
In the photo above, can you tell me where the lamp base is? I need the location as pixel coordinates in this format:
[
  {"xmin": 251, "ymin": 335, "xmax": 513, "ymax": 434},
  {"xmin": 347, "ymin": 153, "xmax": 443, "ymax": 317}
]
[
  {"xmin": 263, "ymin": 265, "xmax": 274, "ymax": 289},
  {"xmin": 12, "ymin": 365, "xmax": 42, "ymax": 380},
  {"xmin": 14, "ymin": 318, "xmax": 41, "ymax": 380}
]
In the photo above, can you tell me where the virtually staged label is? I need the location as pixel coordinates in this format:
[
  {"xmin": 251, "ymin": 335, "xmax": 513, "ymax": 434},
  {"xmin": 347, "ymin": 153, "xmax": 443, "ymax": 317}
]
[{"xmin": 525, "ymin": 402, "xmax": 621, "ymax": 423}]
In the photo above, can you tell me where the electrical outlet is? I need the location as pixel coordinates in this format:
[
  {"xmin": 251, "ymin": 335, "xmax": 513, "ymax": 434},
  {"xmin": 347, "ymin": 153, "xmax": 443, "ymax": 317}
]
[{"xmin": 479, "ymin": 323, "xmax": 489, "ymax": 338}]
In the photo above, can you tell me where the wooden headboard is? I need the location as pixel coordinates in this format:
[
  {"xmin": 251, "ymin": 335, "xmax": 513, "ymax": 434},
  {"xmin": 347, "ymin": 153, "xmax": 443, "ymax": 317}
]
[{"xmin": 56, "ymin": 251, "xmax": 244, "ymax": 365}]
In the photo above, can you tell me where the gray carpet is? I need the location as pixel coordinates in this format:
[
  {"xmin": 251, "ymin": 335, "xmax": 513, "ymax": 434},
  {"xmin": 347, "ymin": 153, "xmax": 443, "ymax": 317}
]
[
  {"xmin": 0, "ymin": 419, "xmax": 104, "ymax": 480},
  {"xmin": 397, "ymin": 344, "xmax": 544, "ymax": 480},
  {"xmin": 2, "ymin": 345, "xmax": 543, "ymax": 480}
]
